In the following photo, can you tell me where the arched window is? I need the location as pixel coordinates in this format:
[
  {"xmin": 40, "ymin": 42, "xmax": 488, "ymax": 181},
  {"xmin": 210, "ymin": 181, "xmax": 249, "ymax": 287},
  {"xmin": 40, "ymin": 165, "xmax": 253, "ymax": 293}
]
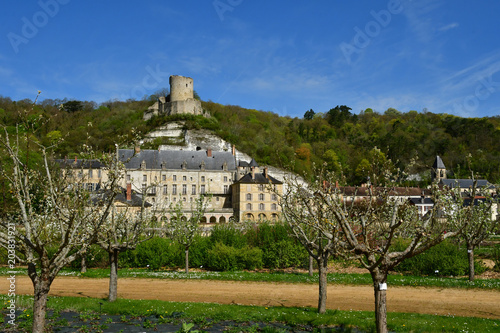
[{"xmin": 246, "ymin": 203, "xmax": 252, "ymax": 211}]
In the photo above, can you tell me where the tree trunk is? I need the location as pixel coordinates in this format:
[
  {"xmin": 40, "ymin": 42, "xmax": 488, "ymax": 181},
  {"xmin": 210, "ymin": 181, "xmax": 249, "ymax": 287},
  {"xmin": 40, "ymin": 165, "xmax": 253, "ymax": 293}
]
[
  {"xmin": 371, "ymin": 270, "xmax": 388, "ymax": 333},
  {"xmin": 185, "ymin": 248, "xmax": 189, "ymax": 274},
  {"xmin": 317, "ymin": 256, "xmax": 328, "ymax": 314},
  {"xmin": 468, "ymin": 246, "xmax": 475, "ymax": 282},
  {"xmin": 108, "ymin": 249, "xmax": 119, "ymax": 302},
  {"xmin": 81, "ymin": 255, "xmax": 87, "ymax": 274},
  {"xmin": 32, "ymin": 279, "xmax": 51, "ymax": 333},
  {"xmin": 309, "ymin": 255, "xmax": 314, "ymax": 277}
]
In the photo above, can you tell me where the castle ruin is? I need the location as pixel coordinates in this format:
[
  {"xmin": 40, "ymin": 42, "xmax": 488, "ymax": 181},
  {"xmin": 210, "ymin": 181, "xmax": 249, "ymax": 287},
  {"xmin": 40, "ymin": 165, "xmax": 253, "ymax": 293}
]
[{"xmin": 143, "ymin": 75, "xmax": 204, "ymax": 120}]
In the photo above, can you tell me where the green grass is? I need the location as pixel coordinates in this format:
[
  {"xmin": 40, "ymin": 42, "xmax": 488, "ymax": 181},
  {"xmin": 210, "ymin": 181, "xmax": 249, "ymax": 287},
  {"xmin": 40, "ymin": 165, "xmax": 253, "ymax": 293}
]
[
  {"xmin": 1, "ymin": 294, "xmax": 499, "ymax": 333},
  {"xmin": 1, "ymin": 267, "xmax": 499, "ymax": 290}
]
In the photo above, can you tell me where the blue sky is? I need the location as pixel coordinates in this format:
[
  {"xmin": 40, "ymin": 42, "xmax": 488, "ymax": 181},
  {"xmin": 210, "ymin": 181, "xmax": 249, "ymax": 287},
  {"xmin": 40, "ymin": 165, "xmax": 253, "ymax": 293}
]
[{"xmin": 1, "ymin": 0, "xmax": 500, "ymax": 118}]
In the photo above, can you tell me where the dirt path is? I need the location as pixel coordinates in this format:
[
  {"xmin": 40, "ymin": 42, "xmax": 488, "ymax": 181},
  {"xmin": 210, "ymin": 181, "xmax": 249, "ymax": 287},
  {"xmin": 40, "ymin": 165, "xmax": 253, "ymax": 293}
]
[{"xmin": 2, "ymin": 276, "xmax": 500, "ymax": 319}]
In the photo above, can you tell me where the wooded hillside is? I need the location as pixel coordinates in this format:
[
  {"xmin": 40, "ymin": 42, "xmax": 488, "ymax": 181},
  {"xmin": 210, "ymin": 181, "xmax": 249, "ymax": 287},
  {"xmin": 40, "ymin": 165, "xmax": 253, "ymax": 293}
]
[{"xmin": 1, "ymin": 95, "xmax": 500, "ymax": 185}]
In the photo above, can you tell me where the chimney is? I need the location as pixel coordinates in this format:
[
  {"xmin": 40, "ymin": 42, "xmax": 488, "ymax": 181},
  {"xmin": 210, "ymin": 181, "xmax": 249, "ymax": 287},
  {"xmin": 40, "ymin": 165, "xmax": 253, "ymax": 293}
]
[
  {"xmin": 135, "ymin": 146, "xmax": 141, "ymax": 154},
  {"xmin": 126, "ymin": 183, "xmax": 132, "ymax": 201},
  {"xmin": 74, "ymin": 156, "xmax": 77, "ymax": 163},
  {"xmin": 232, "ymin": 145, "xmax": 235, "ymax": 156},
  {"xmin": 264, "ymin": 167, "xmax": 268, "ymax": 179},
  {"xmin": 251, "ymin": 167, "xmax": 255, "ymax": 179},
  {"xmin": 207, "ymin": 149, "xmax": 212, "ymax": 157}
]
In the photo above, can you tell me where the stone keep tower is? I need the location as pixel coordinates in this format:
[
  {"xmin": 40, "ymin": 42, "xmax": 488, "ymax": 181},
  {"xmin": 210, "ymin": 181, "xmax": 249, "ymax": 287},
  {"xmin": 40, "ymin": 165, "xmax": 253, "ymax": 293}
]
[
  {"xmin": 170, "ymin": 75, "xmax": 194, "ymax": 101},
  {"xmin": 144, "ymin": 75, "xmax": 204, "ymax": 120}
]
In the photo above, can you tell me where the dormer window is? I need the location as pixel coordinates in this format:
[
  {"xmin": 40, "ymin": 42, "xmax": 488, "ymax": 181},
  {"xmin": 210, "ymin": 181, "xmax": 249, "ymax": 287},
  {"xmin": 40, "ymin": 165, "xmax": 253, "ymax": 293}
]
[{"xmin": 141, "ymin": 160, "xmax": 146, "ymax": 170}]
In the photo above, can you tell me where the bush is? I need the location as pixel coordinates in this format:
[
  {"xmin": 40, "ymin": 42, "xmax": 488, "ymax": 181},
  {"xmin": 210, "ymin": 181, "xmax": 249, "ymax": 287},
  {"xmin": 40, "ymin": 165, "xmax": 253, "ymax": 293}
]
[
  {"xmin": 209, "ymin": 223, "xmax": 248, "ymax": 249},
  {"xmin": 69, "ymin": 245, "xmax": 108, "ymax": 269},
  {"xmin": 207, "ymin": 242, "xmax": 263, "ymax": 271},
  {"xmin": 393, "ymin": 240, "xmax": 486, "ymax": 276},
  {"xmin": 246, "ymin": 222, "xmax": 307, "ymax": 269},
  {"xmin": 122, "ymin": 237, "xmax": 181, "ymax": 270}
]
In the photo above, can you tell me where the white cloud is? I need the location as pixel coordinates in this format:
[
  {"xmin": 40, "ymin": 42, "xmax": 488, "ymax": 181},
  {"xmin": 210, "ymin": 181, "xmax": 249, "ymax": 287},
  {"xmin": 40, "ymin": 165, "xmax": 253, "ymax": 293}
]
[{"xmin": 438, "ymin": 22, "xmax": 459, "ymax": 32}]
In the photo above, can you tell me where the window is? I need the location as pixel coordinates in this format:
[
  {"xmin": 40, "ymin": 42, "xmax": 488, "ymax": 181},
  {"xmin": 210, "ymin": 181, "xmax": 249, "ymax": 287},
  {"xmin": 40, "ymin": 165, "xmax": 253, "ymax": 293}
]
[
  {"xmin": 182, "ymin": 184, "xmax": 187, "ymax": 195},
  {"xmin": 271, "ymin": 203, "xmax": 277, "ymax": 211},
  {"xmin": 149, "ymin": 186, "xmax": 156, "ymax": 195},
  {"xmin": 143, "ymin": 175, "xmax": 147, "ymax": 182},
  {"xmin": 259, "ymin": 193, "xmax": 265, "ymax": 201},
  {"xmin": 200, "ymin": 185, "xmax": 206, "ymax": 194},
  {"xmin": 192, "ymin": 185, "xmax": 196, "ymax": 195},
  {"xmin": 224, "ymin": 185, "xmax": 228, "ymax": 194},
  {"xmin": 172, "ymin": 184, "xmax": 177, "ymax": 195},
  {"xmin": 224, "ymin": 176, "xmax": 228, "ymax": 182},
  {"xmin": 88, "ymin": 169, "xmax": 93, "ymax": 178},
  {"xmin": 259, "ymin": 203, "xmax": 265, "ymax": 211},
  {"xmin": 183, "ymin": 175, "xmax": 187, "ymax": 181},
  {"xmin": 173, "ymin": 175, "xmax": 177, "ymax": 181},
  {"xmin": 246, "ymin": 203, "xmax": 252, "ymax": 211},
  {"xmin": 98, "ymin": 169, "xmax": 102, "ymax": 178},
  {"xmin": 163, "ymin": 185, "xmax": 168, "ymax": 195},
  {"xmin": 271, "ymin": 194, "xmax": 277, "ymax": 201},
  {"xmin": 246, "ymin": 193, "xmax": 252, "ymax": 201},
  {"xmin": 201, "ymin": 176, "xmax": 205, "ymax": 182},
  {"xmin": 258, "ymin": 184, "xmax": 264, "ymax": 191},
  {"xmin": 162, "ymin": 175, "xmax": 166, "ymax": 181}
]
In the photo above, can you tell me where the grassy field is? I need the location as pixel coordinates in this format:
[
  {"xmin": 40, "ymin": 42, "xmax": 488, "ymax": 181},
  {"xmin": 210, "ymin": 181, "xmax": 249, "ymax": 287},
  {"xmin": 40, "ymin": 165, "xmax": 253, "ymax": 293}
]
[
  {"xmin": 1, "ymin": 267, "xmax": 499, "ymax": 290},
  {"xmin": 1, "ymin": 294, "xmax": 499, "ymax": 332}
]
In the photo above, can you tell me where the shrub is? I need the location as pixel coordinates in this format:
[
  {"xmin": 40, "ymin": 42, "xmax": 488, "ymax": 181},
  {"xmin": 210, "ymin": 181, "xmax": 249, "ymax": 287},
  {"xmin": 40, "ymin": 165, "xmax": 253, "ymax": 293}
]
[
  {"xmin": 207, "ymin": 242, "xmax": 263, "ymax": 271},
  {"xmin": 69, "ymin": 245, "xmax": 108, "ymax": 269},
  {"xmin": 209, "ymin": 223, "xmax": 248, "ymax": 249},
  {"xmin": 246, "ymin": 222, "xmax": 307, "ymax": 269},
  {"xmin": 393, "ymin": 240, "xmax": 486, "ymax": 276},
  {"xmin": 122, "ymin": 237, "xmax": 181, "ymax": 270}
]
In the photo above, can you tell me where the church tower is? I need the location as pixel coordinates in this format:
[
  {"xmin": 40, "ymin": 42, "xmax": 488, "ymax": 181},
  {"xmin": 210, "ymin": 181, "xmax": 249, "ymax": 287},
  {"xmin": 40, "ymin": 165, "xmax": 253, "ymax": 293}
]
[{"xmin": 431, "ymin": 156, "xmax": 447, "ymax": 182}]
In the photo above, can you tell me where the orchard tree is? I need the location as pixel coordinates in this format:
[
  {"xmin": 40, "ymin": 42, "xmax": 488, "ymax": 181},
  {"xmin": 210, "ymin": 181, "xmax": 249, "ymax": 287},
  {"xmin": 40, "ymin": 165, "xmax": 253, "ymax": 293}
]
[
  {"xmin": 96, "ymin": 182, "xmax": 159, "ymax": 302},
  {"xmin": 280, "ymin": 172, "xmax": 342, "ymax": 314},
  {"xmin": 0, "ymin": 96, "xmax": 121, "ymax": 332},
  {"xmin": 453, "ymin": 178, "xmax": 499, "ymax": 281},
  {"xmin": 166, "ymin": 194, "xmax": 210, "ymax": 273},
  {"xmin": 320, "ymin": 172, "xmax": 464, "ymax": 333}
]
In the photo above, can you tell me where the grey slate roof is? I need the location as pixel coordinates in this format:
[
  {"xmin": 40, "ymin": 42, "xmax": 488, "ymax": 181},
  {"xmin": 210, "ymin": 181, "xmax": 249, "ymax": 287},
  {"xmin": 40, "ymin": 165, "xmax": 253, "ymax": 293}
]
[
  {"xmin": 433, "ymin": 156, "xmax": 446, "ymax": 169},
  {"xmin": 409, "ymin": 197, "xmax": 434, "ymax": 205},
  {"xmin": 115, "ymin": 188, "xmax": 152, "ymax": 207},
  {"xmin": 239, "ymin": 159, "xmax": 259, "ymax": 168},
  {"xmin": 119, "ymin": 149, "xmax": 236, "ymax": 171},
  {"xmin": 440, "ymin": 179, "xmax": 495, "ymax": 189},
  {"xmin": 236, "ymin": 172, "xmax": 282, "ymax": 184}
]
